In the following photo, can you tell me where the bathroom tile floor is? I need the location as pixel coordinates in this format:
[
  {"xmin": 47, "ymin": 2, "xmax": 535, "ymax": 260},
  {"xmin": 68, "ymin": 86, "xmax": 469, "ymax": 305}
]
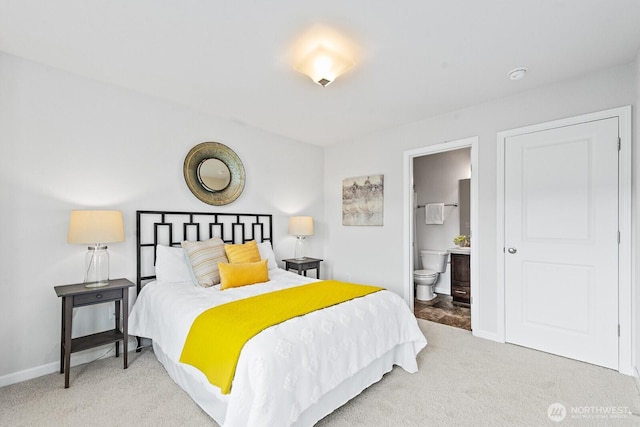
[{"xmin": 414, "ymin": 294, "xmax": 471, "ymax": 331}]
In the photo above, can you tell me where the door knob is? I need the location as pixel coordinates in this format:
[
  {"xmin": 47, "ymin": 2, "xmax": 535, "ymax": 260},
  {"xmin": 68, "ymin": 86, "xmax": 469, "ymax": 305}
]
[{"xmin": 507, "ymin": 247, "xmax": 517, "ymax": 254}]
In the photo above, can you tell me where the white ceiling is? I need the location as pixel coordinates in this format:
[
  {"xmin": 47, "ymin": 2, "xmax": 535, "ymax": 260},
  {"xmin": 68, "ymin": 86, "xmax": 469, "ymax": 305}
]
[{"xmin": 1, "ymin": 0, "xmax": 639, "ymax": 146}]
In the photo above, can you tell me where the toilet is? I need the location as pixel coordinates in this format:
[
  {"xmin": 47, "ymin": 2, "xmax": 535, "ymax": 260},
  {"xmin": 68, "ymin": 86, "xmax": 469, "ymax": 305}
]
[{"xmin": 414, "ymin": 250, "xmax": 449, "ymax": 301}]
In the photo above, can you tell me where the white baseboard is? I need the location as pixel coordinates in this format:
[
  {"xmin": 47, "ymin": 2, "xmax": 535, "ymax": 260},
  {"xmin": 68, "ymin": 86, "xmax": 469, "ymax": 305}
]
[
  {"xmin": 434, "ymin": 287, "xmax": 450, "ymax": 295},
  {"xmin": 472, "ymin": 328, "xmax": 505, "ymax": 343},
  {"xmin": 0, "ymin": 338, "xmax": 138, "ymax": 387},
  {"xmin": 0, "ymin": 360, "xmax": 62, "ymax": 388}
]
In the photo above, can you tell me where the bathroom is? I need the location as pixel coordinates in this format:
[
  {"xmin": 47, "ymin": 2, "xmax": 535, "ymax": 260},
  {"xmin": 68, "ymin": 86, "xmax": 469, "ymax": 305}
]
[{"xmin": 413, "ymin": 147, "xmax": 471, "ymax": 330}]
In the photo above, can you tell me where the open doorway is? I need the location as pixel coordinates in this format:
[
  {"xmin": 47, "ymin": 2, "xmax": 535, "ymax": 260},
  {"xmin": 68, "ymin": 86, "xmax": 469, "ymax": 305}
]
[{"xmin": 403, "ymin": 137, "xmax": 479, "ymax": 332}]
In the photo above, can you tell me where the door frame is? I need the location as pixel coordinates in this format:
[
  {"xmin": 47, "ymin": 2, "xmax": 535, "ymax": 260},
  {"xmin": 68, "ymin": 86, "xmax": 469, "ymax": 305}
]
[
  {"xmin": 496, "ymin": 106, "xmax": 632, "ymax": 375},
  {"xmin": 403, "ymin": 136, "xmax": 479, "ymax": 332}
]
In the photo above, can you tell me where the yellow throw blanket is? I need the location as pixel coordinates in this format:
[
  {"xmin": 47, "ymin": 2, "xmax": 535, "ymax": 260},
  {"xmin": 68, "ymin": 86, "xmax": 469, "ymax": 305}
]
[{"xmin": 179, "ymin": 280, "xmax": 383, "ymax": 394}]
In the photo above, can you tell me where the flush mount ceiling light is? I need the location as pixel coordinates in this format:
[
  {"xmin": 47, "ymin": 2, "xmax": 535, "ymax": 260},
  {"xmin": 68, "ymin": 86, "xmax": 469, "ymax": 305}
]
[
  {"xmin": 508, "ymin": 67, "xmax": 528, "ymax": 80},
  {"xmin": 291, "ymin": 25, "xmax": 358, "ymax": 87},
  {"xmin": 294, "ymin": 45, "xmax": 354, "ymax": 87}
]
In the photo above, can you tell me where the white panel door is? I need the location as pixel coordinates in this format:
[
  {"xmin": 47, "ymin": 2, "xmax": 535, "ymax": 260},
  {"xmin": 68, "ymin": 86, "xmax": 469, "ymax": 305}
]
[{"xmin": 504, "ymin": 117, "xmax": 619, "ymax": 369}]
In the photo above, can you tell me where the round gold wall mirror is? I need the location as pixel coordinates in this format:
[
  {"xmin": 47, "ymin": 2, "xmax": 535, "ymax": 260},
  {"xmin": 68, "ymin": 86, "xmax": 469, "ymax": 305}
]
[
  {"xmin": 183, "ymin": 142, "xmax": 245, "ymax": 205},
  {"xmin": 198, "ymin": 158, "xmax": 231, "ymax": 191}
]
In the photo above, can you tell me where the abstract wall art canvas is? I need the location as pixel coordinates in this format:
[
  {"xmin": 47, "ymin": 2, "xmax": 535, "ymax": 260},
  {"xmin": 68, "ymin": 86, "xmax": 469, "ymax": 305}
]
[{"xmin": 342, "ymin": 175, "xmax": 384, "ymax": 226}]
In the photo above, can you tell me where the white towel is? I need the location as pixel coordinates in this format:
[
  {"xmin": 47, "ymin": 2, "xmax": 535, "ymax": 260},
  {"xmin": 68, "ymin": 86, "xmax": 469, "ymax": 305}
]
[{"xmin": 425, "ymin": 203, "xmax": 445, "ymax": 224}]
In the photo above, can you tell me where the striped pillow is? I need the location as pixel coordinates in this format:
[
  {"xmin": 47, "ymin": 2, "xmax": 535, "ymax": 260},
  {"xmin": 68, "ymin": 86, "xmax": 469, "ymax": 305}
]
[
  {"xmin": 181, "ymin": 237, "xmax": 228, "ymax": 287},
  {"xmin": 224, "ymin": 240, "xmax": 261, "ymax": 264}
]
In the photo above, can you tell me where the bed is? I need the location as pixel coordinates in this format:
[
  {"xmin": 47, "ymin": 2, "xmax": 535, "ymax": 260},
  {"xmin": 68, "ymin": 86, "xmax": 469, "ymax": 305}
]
[{"xmin": 129, "ymin": 210, "xmax": 427, "ymax": 426}]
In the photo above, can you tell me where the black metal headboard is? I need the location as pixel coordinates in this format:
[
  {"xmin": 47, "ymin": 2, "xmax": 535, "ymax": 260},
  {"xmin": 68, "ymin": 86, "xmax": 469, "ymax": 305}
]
[{"xmin": 136, "ymin": 210, "xmax": 273, "ymax": 293}]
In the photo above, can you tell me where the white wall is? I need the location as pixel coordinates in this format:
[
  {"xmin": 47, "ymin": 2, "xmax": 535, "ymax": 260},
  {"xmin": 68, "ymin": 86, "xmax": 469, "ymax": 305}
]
[
  {"xmin": 2, "ymin": 51, "xmax": 638, "ymax": 385},
  {"xmin": 0, "ymin": 52, "xmax": 324, "ymax": 384},
  {"xmin": 324, "ymin": 62, "xmax": 636, "ymax": 340}
]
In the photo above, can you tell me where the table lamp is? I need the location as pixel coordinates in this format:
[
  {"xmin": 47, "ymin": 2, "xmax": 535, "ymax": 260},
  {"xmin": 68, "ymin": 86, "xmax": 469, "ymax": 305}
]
[
  {"xmin": 288, "ymin": 216, "xmax": 314, "ymax": 260},
  {"xmin": 67, "ymin": 210, "xmax": 125, "ymax": 287}
]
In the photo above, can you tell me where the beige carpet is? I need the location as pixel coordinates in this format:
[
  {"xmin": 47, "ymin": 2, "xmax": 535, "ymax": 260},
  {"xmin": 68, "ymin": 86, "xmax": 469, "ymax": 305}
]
[{"xmin": 1, "ymin": 320, "xmax": 639, "ymax": 426}]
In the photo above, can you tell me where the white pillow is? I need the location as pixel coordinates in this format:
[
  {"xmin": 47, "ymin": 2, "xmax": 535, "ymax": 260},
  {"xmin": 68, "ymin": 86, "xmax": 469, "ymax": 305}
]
[
  {"xmin": 155, "ymin": 245, "xmax": 192, "ymax": 283},
  {"xmin": 257, "ymin": 242, "xmax": 278, "ymax": 270}
]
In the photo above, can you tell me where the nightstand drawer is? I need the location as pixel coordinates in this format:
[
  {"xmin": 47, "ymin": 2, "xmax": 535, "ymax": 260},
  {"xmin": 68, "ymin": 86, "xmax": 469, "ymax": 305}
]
[
  {"xmin": 298, "ymin": 262, "xmax": 318, "ymax": 270},
  {"xmin": 73, "ymin": 289, "xmax": 122, "ymax": 306}
]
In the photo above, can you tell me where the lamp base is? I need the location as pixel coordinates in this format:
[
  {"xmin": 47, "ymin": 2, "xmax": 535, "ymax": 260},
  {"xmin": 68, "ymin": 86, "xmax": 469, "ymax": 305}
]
[
  {"xmin": 84, "ymin": 280, "xmax": 110, "ymax": 288},
  {"xmin": 84, "ymin": 245, "xmax": 110, "ymax": 287},
  {"xmin": 294, "ymin": 236, "xmax": 306, "ymax": 260}
]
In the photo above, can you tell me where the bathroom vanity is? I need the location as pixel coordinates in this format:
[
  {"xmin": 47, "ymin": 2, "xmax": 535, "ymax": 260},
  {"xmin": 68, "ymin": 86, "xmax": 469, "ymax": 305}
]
[{"xmin": 449, "ymin": 249, "xmax": 470, "ymax": 305}]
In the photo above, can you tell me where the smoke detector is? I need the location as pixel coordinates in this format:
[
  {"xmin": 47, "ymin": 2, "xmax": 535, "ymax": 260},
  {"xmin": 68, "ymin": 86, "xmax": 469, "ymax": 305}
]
[{"xmin": 508, "ymin": 67, "xmax": 528, "ymax": 80}]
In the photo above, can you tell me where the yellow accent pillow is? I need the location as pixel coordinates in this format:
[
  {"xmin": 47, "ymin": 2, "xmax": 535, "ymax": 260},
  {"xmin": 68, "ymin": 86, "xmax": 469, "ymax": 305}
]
[
  {"xmin": 224, "ymin": 240, "xmax": 261, "ymax": 264},
  {"xmin": 218, "ymin": 260, "xmax": 269, "ymax": 290},
  {"xmin": 181, "ymin": 237, "xmax": 228, "ymax": 287}
]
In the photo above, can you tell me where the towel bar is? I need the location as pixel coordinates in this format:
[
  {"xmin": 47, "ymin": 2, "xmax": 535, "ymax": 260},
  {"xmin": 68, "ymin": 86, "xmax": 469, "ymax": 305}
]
[{"xmin": 416, "ymin": 203, "xmax": 458, "ymax": 208}]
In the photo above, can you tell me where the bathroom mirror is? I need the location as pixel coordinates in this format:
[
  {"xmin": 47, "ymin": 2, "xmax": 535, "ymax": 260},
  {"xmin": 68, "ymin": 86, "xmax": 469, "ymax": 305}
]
[
  {"xmin": 458, "ymin": 178, "xmax": 471, "ymax": 237},
  {"xmin": 183, "ymin": 142, "xmax": 245, "ymax": 205}
]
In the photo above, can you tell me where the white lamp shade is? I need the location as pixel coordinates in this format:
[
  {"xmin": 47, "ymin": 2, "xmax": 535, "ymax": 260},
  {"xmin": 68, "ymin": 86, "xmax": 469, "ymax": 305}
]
[
  {"xmin": 288, "ymin": 216, "xmax": 314, "ymax": 236},
  {"xmin": 67, "ymin": 210, "xmax": 125, "ymax": 244}
]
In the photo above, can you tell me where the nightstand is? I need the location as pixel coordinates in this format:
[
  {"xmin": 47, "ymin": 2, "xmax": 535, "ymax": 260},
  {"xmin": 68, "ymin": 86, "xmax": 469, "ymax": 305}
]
[
  {"xmin": 283, "ymin": 257, "xmax": 323, "ymax": 279},
  {"xmin": 54, "ymin": 278, "xmax": 134, "ymax": 388}
]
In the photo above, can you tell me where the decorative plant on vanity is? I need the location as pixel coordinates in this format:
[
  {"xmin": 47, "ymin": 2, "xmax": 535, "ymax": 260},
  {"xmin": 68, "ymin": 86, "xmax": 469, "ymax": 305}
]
[{"xmin": 453, "ymin": 235, "xmax": 470, "ymax": 248}]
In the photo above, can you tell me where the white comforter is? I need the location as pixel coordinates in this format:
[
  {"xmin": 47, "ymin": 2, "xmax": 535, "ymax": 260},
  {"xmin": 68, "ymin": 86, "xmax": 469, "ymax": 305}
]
[{"xmin": 129, "ymin": 269, "xmax": 427, "ymax": 426}]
